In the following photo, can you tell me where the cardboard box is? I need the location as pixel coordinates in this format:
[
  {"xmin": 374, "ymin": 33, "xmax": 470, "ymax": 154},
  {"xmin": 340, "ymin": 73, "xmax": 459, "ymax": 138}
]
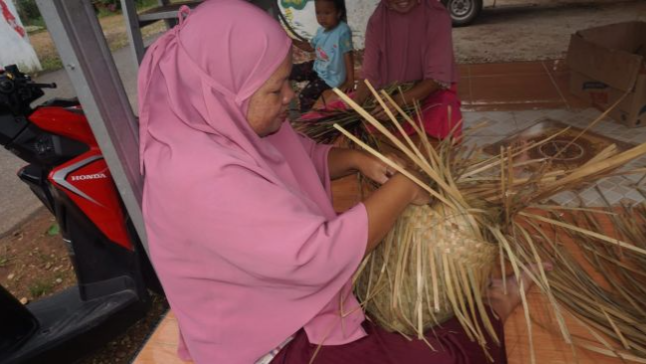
[{"xmin": 567, "ymin": 21, "xmax": 646, "ymax": 127}]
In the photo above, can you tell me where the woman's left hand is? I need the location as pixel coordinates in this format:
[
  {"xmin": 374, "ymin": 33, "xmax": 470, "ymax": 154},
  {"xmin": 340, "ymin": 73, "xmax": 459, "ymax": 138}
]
[
  {"xmin": 356, "ymin": 151, "xmax": 405, "ymax": 185},
  {"xmin": 371, "ymin": 104, "xmax": 399, "ymax": 122}
]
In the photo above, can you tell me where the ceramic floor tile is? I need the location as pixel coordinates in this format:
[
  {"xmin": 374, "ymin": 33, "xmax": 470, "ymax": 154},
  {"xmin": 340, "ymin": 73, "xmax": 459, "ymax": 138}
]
[
  {"xmin": 462, "ymin": 111, "xmax": 487, "ymax": 125},
  {"xmin": 612, "ymin": 184, "xmax": 631, "ymax": 196},
  {"xmin": 624, "ymin": 173, "xmax": 646, "ymax": 184},
  {"xmin": 625, "ymin": 190, "xmax": 646, "ymax": 204},
  {"xmin": 550, "ymin": 191, "xmax": 578, "ymax": 206},
  {"xmin": 512, "ymin": 118, "xmax": 543, "ymax": 132},
  {"xmin": 511, "ymin": 110, "xmax": 550, "ymax": 125},
  {"xmin": 465, "ymin": 119, "xmax": 515, "ymax": 137},
  {"xmin": 477, "ymin": 111, "xmax": 517, "ymax": 124},
  {"xmin": 597, "ymin": 190, "xmax": 624, "ymax": 206},
  {"xmin": 598, "ymin": 179, "xmax": 617, "ymax": 190},
  {"xmin": 544, "ymin": 108, "xmax": 578, "ymax": 122},
  {"xmin": 462, "ymin": 135, "xmax": 506, "ymax": 150}
]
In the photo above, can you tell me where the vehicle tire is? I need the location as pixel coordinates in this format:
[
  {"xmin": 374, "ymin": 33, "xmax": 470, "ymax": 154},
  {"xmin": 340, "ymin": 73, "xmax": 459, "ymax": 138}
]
[{"xmin": 441, "ymin": 0, "xmax": 483, "ymax": 27}]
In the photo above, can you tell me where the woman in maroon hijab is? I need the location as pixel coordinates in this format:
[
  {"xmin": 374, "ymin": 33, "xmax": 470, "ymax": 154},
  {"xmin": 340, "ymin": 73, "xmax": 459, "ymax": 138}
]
[{"xmin": 354, "ymin": 0, "xmax": 462, "ymax": 140}]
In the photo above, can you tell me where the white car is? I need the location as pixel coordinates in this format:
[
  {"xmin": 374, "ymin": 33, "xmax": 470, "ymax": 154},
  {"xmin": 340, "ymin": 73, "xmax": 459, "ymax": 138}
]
[{"xmin": 440, "ymin": 0, "xmax": 491, "ymax": 26}]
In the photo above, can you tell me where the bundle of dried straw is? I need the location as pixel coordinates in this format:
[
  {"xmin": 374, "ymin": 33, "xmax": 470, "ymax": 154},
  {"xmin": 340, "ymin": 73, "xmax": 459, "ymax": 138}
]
[
  {"xmin": 326, "ymin": 81, "xmax": 646, "ymax": 363},
  {"xmin": 292, "ymin": 83, "xmax": 415, "ymax": 145}
]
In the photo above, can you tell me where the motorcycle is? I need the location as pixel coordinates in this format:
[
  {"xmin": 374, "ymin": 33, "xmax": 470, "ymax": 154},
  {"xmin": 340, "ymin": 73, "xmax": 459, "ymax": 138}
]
[{"xmin": 0, "ymin": 65, "xmax": 161, "ymax": 364}]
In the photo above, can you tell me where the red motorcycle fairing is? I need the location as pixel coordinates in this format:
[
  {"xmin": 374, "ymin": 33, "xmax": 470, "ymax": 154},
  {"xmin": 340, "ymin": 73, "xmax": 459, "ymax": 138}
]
[
  {"xmin": 29, "ymin": 105, "xmax": 96, "ymax": 146},
  {"xmin": 29, "ymin": 105, "xmax": 133, "ymax": 251},
  {"xmin": 49, "ymin": 151, "xmax": 133, "ymax": 250}
]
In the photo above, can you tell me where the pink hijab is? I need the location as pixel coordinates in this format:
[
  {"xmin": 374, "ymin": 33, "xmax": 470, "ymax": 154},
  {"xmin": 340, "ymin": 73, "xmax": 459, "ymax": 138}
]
[
  {"xmin": 138, "ymin": 1, "xmax": 367, "ymax": 363},
  {"xmin": 362, "ymin": 0, "xmax": 458, "ymax": 89}
]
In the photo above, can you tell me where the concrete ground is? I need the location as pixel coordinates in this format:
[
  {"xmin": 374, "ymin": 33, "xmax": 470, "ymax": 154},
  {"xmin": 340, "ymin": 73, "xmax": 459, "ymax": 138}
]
[
  {"xmin": 0, "ymin": 46, "xmax": 139, "ymax": 237},
  {"xmin": 454, "ymin": 0, "xmax": 646, "ymax": 63}
]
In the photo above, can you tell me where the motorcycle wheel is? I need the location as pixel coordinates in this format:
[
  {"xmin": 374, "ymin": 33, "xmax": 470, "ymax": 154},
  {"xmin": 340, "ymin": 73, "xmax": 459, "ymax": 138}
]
[{"xmin": 441, "ymin": 0, "xmax": 483, "ymax": 27}]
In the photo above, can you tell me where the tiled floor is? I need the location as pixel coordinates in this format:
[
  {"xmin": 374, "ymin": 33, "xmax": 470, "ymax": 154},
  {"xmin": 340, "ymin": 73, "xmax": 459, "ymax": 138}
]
[
  {"xmin": 133, "ymin": 60, "xmax": 646, "ymax": 364},
  {"xmin": 462, "ymin": 107, "xmax": 646, "ymax": 207}
]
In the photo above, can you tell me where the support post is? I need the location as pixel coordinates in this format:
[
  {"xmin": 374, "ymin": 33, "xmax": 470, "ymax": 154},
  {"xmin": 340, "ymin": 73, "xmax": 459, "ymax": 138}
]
[
  {"xmin": 36, "ymin": 0, "xmax": 149, "ymax": 253},
  {"xmin": 120, "ymin": 0, "xmax": 145, "ymax": 67}
]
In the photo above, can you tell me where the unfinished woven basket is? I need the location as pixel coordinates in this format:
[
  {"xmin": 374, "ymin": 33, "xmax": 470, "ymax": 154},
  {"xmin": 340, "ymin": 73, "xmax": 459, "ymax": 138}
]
[
  {"xmin": 355, "ymin": 203, "xmax": 498, "ymax": 334},
  {"xmin": 332, "ymin": 81, "xmax": 646, "ymax": 362}
]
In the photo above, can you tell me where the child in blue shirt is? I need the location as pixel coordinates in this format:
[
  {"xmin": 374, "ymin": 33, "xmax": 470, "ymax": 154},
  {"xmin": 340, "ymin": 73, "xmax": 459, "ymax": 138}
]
[{"xmin": 291, "ymin": 0, "xmax": 354, "ymax": 112}]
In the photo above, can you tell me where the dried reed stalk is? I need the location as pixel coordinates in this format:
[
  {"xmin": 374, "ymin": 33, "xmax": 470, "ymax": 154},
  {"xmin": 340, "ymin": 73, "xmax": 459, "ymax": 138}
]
[{"xmin": 333, "ymin": 82, "xmax": 646, "ymax": 362}]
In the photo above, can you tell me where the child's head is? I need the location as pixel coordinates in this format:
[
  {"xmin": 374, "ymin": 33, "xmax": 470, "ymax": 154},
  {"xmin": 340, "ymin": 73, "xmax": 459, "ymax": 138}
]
[{"xmin": 315, "ymin": 0, "xmax": 346, "ymax": 31}]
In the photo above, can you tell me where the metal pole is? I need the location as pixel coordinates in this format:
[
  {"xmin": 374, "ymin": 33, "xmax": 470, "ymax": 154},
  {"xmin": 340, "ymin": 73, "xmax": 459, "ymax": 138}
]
[
  {"xmin": 120, "ymin": 0, "xmax": 145, "ymax": 67},
  {"xmin": 35, "ymin": 0, "xmax": 149, "ymax": 253}
]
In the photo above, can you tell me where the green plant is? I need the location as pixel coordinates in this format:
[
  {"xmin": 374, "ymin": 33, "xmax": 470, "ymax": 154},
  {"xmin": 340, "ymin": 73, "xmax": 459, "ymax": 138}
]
[
  {"xmin": 39, "ymin": 57, "xmax": 63, "ymax": 73},
  {"xmin": 136, "ymin": 0, "xmax": 160, "ymax": 10},
  {"xmin": 96, "ymin": 0, "xmax": 121, "ymax": 12},
  {"xmin": 15, "ymin": 0, "xmax": 41, "ymax": 25},
  {"xmin": 29, "ymin": 279, "xmax": 54, "ymax": 298},
  {"xmin": 46, "ymin": 223, "xmax": 60, "ymax": 236},
  {"xmin": 0, "ymin": 251, "xmax": 9, "ymax": 267}
]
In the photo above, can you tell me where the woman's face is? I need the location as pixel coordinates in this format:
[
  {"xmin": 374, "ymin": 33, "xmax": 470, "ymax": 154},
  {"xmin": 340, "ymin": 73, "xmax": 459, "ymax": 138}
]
[
  {"xmin": 247, "ymin": 54, "xmax": 295, "ymax": 137},
  {"xmin": 385, "ymin": 0, "xmax": 420, "ymax": 13},
  {"xmin": 315, "ymin": 1, "xmax": 341, "ymax": 31}
]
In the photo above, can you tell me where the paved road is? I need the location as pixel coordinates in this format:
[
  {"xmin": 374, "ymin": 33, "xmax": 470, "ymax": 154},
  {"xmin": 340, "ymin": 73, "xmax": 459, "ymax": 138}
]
[
  {"xmin": 454, "ymin": 0, "xmax": 646, "ymax": 63},
  {"xmin": 0, "ymin": 46, "xmax": 139, "ymax": 237}
]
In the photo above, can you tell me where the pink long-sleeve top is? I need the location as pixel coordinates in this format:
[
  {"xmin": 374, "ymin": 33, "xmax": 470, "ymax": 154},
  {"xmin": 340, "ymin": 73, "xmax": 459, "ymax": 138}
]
[{"xmin": 137, "ymin": 1, "xmax": 368, "ymax": 363}]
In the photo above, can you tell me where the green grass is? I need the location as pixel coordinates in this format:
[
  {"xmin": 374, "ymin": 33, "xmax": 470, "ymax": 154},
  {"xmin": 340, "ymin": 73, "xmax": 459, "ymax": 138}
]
[
  {"xmin": 36, "ymin": 251, "xmax": 54, "ymax": 266},
  {"xmin": 0, "ymin": 246, "xmax": 10, "ymax": 268},
  {"xmin": 29, "ymin": 279, "xmax": 54, "ymax": 298},
  {"xmin": 46, "ymin": 223, "xmax": 60, "ymax": 236},
  {"xmin": 24, "ymin": 16, "xmax": 46, "ymax": 29},
  {"xmin": 39, "ymin": 57, "xmax": 63, "ymax": 74}
]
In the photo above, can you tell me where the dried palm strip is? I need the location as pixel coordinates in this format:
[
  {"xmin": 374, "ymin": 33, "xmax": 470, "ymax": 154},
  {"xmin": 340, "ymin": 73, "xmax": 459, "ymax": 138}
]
[
  {"xmin": 517, "ymin": 208, "xmax": 646, "ymax": 359},
  {"xmin": 519, "ymin": 212, "xmax": 646, "ymax": 256},
  {"xmin": 329, "ymin": 83, "xmax": 646, "ymax": 362},
  {"xmin": 552, "ymin": 93, "xmax": 629, "ymax": 160}
]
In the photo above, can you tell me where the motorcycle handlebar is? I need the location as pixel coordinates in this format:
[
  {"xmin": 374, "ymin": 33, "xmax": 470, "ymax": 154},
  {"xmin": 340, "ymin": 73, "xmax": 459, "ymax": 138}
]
[{"xmin": 31, "ymin": 82, "xmax": 57, "ymax": 89}]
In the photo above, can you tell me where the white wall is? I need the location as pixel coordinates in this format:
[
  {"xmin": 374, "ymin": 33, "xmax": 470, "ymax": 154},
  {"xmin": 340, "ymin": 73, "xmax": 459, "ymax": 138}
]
[
  {"xmin": 278, "ymin": 0, "xmax": 380, "ymax": 49},
  {"xmin": 0, "ymin": 0, "xmax": 41, "ymax": 72}
]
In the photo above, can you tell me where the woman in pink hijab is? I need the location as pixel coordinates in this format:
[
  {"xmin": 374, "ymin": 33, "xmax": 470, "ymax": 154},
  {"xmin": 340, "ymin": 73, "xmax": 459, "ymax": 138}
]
[
  {"xmin": 355, "ymin": 0, "xmax": 462, "ymax": 140},
  {"xmin": 138, "ymin": 1, "xmax": 528, "ymax": 363}
]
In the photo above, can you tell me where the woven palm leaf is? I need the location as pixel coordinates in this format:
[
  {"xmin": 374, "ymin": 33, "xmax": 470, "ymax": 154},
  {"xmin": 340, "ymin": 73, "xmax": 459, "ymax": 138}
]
[{"xmin": 333, "ymin": 82, "xmax": 646, "ymax": 362}]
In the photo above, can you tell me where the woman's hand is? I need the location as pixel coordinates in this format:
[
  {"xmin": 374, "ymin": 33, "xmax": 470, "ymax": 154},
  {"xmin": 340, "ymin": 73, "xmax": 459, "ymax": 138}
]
[
  {"xmin": 340, "ymin": 80, "xmax": 355, "ymax": 94},
  {"xmin": 371, "ymin": 103, "xmax": 399, "ymax": 122},
  {"xmin": 292, "ymin": 38, "xmax": 314, "ymax": 53},
  {"xmin": 355, "ymin": 151, "xmax": 406, "ymax": 184}
]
